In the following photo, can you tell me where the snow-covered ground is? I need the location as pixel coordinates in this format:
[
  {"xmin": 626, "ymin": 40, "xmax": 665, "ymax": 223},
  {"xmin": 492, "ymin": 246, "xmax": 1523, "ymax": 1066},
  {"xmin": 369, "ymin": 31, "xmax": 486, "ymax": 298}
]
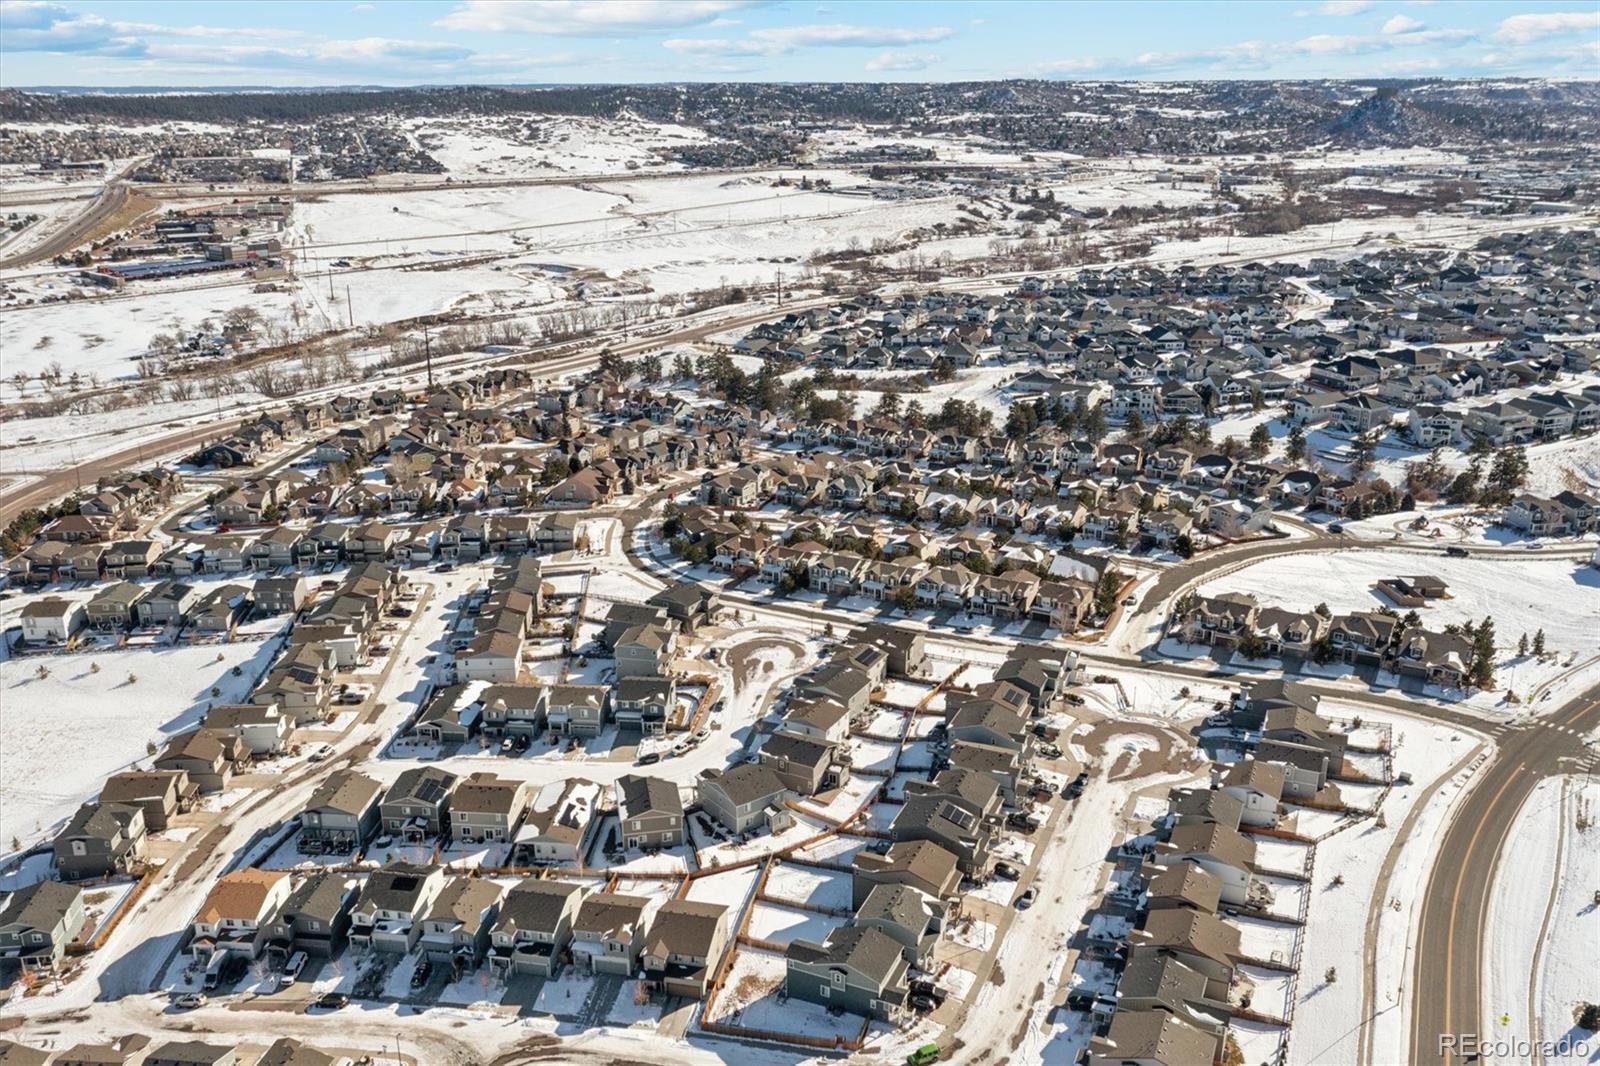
[
  {"xmin": 0, "ymin": 636, "xmax": 283, "ymax": 860},
  {"xmin": 1194, "ymin": 549, "xmax": 1600, "ymax": 714},
  {"xmin": 1482, "ymin": 775, "xmax": 1600, "ymax": 1066},
  {"xmin": 1293, "ymin": 707, "xmax": 1490, "ymax": 1066}
]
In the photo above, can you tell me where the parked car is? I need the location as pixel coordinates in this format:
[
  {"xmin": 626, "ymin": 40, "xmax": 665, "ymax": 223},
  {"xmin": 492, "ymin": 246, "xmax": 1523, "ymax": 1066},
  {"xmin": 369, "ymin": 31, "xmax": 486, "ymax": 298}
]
[
  {"xmin": 410, "ymin": 959, "xmax": 433, "ymax": 990},
  {"xmin": 637, "ymin": 751, "xmax": 662, "ymax": 766},
  {"xmin": 910, "ymin": 979, "xmax": 948, "ymax": 1006},
  {"xmin": 173, "ymin": 992, "xmax": 207, "ymax": 1010},
  {"xmin": 993, "ymin": 861, "xmax": 1021, "ymax": 881},
  {"xmin": 1016, "ymin": 888, "xmax": 1038, "ymax": 909},
  {"xmin": 908, "ymin": 992, "xmax": 938, "ymax": 1012},
  {"xmin": 307, "ymin": 743, "xmax": 334, "ymax": 762},
  {"xmin": 907, "ymin": 1044, "xmax": 941, "ymax": 1066},
  {"xmin": 310, "ymin": 992, "xmax": 349, "ymax": 1012},
  {"xmin": 279, "ymin": 951, "xmax": 308, "ymax": 988},
  {"xmin": 1445, "ymin": 545, "xmax": 1470, "ymax": 558},
  {"xmin": 1328, "ymin": 523, "xmax": 1345, "ymax": 534}
]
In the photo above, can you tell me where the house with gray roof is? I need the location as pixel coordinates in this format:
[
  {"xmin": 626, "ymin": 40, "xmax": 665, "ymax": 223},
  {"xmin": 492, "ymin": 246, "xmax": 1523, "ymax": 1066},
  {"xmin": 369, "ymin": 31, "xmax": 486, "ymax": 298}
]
[
  {"xmin": 0, "ymin": 880, "xmax": 86, "ymax": 975},
  {"xmin": 616, "ymin": 775, "xmax": 684, "ymax": 849},
  {"xmin": 697, "ymin": 763, "xmax": 788, "ymax": 834},
  {"xmin": 488, "ymin": 878, "xmax": 585, "ymax": 978},
  {"xmin": 785, "ymin": 924, "xmax": 910, "ymax": 1021},
  {"xmin": 299, "ymin": 770, "xmax": 383, "ymax": 852}
]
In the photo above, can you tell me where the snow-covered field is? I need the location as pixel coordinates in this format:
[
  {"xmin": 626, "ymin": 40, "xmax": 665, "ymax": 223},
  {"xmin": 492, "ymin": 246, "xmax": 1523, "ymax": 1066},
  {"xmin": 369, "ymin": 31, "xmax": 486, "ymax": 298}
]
[
  {"xmin": 1195, "ymin": 549, "xmax": 1600, "ymax": 712},
  {"xmin": 1483, "ymin": 775, "xmax": 1600, "ymax": 1065},
  {"xmin": 0, "ymin": 637, "xmax": 282, "ymax": 860}
]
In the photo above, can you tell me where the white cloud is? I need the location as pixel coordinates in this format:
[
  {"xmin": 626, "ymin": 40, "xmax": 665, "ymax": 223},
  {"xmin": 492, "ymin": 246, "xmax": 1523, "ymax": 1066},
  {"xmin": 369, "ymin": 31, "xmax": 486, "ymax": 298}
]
[
  {"xmin": 1493, "ymin": 10, "xmax": 1600, "ymax": 44},
  {"xmin": 1294, "ymin": 27, "xmax": 1470, "ymax": 55},
  {"xmin": 865, "ymin": 50, "xmax": 940, "ymax": 72},
  {"xmin": 1382, "ymin": 14, "xmax": 1425, "ymax": 35},
  {"xmin": 1318, "ymin": 0, "xmax": 1373, "ymax": 14},
  {"xmin": 666, "ymin": 22, "xmax": 951, "ymax": 56},
  {"xmin": 1037, "ymin": 56, "xmax": 1106, "ymax": 75},
  {"xmin": 436, "ymin": 0, "xmax": 761, "ymax": 36}
]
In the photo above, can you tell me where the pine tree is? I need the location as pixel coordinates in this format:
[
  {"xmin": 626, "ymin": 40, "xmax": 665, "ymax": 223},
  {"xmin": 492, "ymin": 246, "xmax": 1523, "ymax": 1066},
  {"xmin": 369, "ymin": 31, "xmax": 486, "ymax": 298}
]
[
  {"xmin": 1249, "ymin": 422, "xmax": 1272, "ymax": 456},
  {"xmin": 1517, "ymin": 633, "xmax": 1528, "ymax": 657},
  {"xmin": 1532, "ymin": 629, "xmax": 1545, "ymax": 657},
  {"xmin": 1286, "ymin": 424, "xmax": 1306, "ymax": 463},
  {"xmin": 1469, "ymin": 615, "xmax": 1496, "ymax": 689}
]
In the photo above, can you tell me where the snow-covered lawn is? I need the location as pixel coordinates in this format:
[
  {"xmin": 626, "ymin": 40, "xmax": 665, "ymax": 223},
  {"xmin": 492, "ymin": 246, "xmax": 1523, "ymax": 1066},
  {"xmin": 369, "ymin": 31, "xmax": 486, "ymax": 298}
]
[
  {"xmin": 745, "ymin": 902, "xmax": 839, "ymax": 947},
  {"xmin": 762, "ymin": 863, "xmax": 852, "ymax": 912},
  {"xmin": 0, "ymin": 636, "xmax": 282, "ymax": 860},
  {"xmin": 708, "ymin": 947, "xmax": 866, "ymax": 1040}
]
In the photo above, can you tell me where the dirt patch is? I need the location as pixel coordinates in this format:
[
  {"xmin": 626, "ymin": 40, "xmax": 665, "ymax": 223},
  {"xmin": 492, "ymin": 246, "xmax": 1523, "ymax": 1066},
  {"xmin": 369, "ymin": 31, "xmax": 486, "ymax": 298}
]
[
  {"xmin": 1077, "ymin": 721, "xmax": 1188, "ymax": 781},
  {"xmin": 728, "ymin": 637, "xmax": 804, "ymax": 694}
]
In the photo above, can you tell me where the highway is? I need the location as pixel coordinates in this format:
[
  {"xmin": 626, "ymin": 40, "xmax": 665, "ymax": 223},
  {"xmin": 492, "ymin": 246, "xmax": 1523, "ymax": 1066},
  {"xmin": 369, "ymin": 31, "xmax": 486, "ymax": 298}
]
[{"xmin": 0, "ymin": 158, "xmax": 149, "ymax": 270}]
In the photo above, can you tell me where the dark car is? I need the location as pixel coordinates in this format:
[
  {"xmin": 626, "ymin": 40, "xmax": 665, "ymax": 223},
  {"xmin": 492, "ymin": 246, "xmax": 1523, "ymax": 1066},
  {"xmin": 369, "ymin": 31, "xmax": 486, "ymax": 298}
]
[
  {"xmin": 1065, "ymin": 771, "xmax": 1090, "ymax": 798},
  {"xmin": 1006, "ymin": 812, "xmax": 1036, "ymax": 834},
  {"xmin": 410, "ymin": 959, "xmax": 432, "ymax": 990},
  {"xmin": 911, "ymin": 979, "xmax": 948, "ymax": 1006},
  {"xmin": 637, "ymin": 751, "xmax": 662, "ymax": 766},
  {"xmin": 311, "ymin": 992, "xmax": 349, "ymax": 1012},
  {"xmin": 993, "ymin": 861, "xmax": 1021, "ymax": 881},
  {"xmin": 909, "ymin": 993, "xmax": 939, "ymax": 1012},
  {"xmin": 1445, "ymin": 545, "xmax": 1470, "ymax": 558},
  {"xmin": 1328, "ymin": 523, "xmax": 1345, "ymax": 534}
]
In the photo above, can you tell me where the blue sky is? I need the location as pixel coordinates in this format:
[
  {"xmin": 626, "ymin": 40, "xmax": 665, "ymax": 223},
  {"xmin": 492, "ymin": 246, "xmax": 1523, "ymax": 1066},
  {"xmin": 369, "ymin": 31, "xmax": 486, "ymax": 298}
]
[{"xmin": 0, "ymin": 0, "xmax": 1595, "ymax": 87}]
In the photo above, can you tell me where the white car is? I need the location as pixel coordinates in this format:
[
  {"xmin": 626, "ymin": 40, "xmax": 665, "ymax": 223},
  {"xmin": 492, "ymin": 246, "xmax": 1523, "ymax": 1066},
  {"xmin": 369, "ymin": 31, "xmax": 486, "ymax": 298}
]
[{"xmin": 306, "ymin": 744, "xmax": 334, "ymax": 762}]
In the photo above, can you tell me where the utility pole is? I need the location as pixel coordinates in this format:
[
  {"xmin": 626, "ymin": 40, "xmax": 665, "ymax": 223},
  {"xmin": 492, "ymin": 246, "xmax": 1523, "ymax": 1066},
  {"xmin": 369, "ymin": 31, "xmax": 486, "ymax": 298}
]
[
  {"xmin": 424, "ymin": 328, "xmax": 433, "ymax": 390},
  {"xmin": 346, "ymin": 285, "xmax": 353, "ymax": 329}
]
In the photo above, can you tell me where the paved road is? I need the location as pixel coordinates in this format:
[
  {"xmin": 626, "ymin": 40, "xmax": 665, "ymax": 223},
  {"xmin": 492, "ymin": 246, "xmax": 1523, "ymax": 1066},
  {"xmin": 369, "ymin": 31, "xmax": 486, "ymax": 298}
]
[
  {"xmin": 0, "ymin": 178, "xmax": 131, "ymax": 270},
  {"xmin": 1408, "ymin": 685, "xmax": 1600, "ymax": 1066},
  {"xmin": 0, "ymin": 294, "xmax": 820, "ymax": 531}
]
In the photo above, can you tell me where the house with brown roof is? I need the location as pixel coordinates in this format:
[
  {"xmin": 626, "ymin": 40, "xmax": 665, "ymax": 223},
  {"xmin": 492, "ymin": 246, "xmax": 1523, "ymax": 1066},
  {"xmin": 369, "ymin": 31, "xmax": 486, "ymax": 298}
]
[
  {"xmin": 99, "ymin": 770, "xmax": 196, "ymax": 832},
  {"xmin": 641, "ymin": 899, "xmax": 730, "ymax": 999},
  {"xmin": 571, "ymin": 892, "xmax": 655, "ymax": 976},
  {"xmin": 190, "ymin": 869, "xmax": 291, "ymax": 961}
]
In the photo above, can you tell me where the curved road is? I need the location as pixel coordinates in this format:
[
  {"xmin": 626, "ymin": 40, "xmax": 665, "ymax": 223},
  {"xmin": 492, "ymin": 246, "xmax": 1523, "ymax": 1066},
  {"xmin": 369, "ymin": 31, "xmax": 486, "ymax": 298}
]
[
  {"xmin": 0, "ymin": 176, "xmax": 133, "ymax": 270},
  {"xmin": 1409, "ymin": 685, "xmax": 1600, "ymax": 1066}
]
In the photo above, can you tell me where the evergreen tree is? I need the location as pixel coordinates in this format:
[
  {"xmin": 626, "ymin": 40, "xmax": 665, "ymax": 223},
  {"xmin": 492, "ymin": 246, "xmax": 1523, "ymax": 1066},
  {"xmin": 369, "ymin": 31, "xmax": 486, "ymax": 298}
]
[
  {"xmin": 1469, "ymin": 615, "xmax": 1496, "ymax": 689},
  {"xmin": 1125, "ymin": 409, "xmax": 1146, "ymax": 441},
  {"xmin": 1532, "ymin": 629, "xmax": 1545, "ymax": 656},
  {"xmin": 1248, "ymin": 422, "xmax": 1272, "ymax": 457},
  {"xmin": 1286, "ymin": 424, "xmax": 1306, "ymax": 463},
  {"xmin": 1517, "ymin": 633, "xmax": 1528, "ymax": 658}
]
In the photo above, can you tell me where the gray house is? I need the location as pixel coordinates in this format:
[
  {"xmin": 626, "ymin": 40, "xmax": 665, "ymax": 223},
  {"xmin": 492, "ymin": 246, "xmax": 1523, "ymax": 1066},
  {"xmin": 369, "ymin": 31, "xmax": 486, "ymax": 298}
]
[
  {"xmin": 0, "ymin": 880, "xmax": 87, "ymax": 975},
  {"xmin": 381, "ymin": 766, "xmax": 458, "ymax": 840},
  {"xmin": 349, "ymin": 864, "xmax": 446, "ymax": 954},
  {"xmin": 54, "ymin": 802, "xmax": 147, "ymax": 880},
  {"xmin": 641, "ymin": 899, "xmax": 730, "ymax": 999},
  {"xmin": 300, "ymin": 770, "xmax": 383, "ymax": 852},
  {"xmin": 852, "ymin": 883, "xmax": 943, "ymax": 968},
  {"xmin": 487, "ymin": 878, "xmax": 585, "ymax": 978},
  {"xmin": 616, "ymin": 775, "xmax": 685, "ymax": 849},
  {"xmin": 263, "ymin": 871, "xmax": 357, "ymax": 959},
  {"xmin": 697, "ymin": 763, "xmax": 788, "ymax": 834},
  {"xmin": 785, "ymin": 924, "xmax": 910, "ymax": 1021},
  {"xmin": 253, "ymin": 575, "xmax": 309, "ymax": 616},
  {"xmin": 612, "ymin": 677, "xmax": 676, "ymax": 736}
]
